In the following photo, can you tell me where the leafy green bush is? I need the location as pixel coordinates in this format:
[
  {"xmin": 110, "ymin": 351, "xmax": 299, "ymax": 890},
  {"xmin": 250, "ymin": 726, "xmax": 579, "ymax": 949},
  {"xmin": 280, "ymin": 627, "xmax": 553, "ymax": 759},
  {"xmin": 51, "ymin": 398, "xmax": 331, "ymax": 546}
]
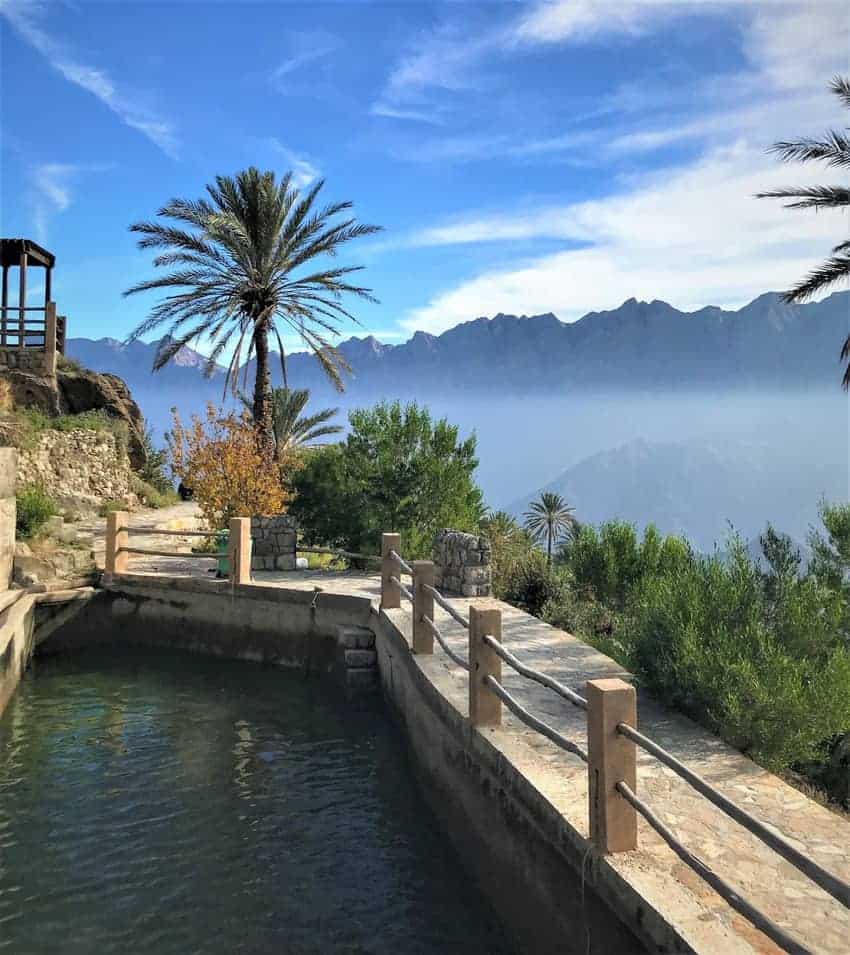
[
  {"xmin": 131, "ymin": 474, "xmax": 178, "ymax": 509},
  {"xmin": 16, "ymin": 484, "xmax": 57, "ymax": 539},
  {"xmin": 137, "ymin": 423, "xmax": 173, "ymax": 495},
  {"xmin": 630, "ymin": 538, "xmax": 850, "ymax": 770},
  {"xmin": 500, "ymin": 551, "xmax": 565, "ymax": 617},
  {"xmin": 290, "ymin": 401, "xmax": 484, "ymax": 559}
]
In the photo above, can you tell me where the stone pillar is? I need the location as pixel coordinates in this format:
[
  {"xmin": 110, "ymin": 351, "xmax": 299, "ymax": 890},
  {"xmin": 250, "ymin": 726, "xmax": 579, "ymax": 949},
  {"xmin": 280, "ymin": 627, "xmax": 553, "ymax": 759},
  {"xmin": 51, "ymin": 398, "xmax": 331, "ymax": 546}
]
[
  {"xmin": 469, "ymin": 606, "xmax": 502, "ymax": 727},
  {"xmin": 249, "ymin": 515, "xmax": 296, "ymax": 571},
  {"xmin": 433, "ymin": 529, "xmax": 491, "ymax": 597},
  {"xmin": 586, "ymin": 678, "xmax": 638, "ymax": 854},
  {"xmin": 0, "ymin": 448, "xmax": 16, "ymax": 590},
  {"xmin": 412, "ymin": 560, "xmax": 435, "ymax": 654},
  {"xmin": 381, "ymin": 533, "xmax": 401, "ymax": 609}
]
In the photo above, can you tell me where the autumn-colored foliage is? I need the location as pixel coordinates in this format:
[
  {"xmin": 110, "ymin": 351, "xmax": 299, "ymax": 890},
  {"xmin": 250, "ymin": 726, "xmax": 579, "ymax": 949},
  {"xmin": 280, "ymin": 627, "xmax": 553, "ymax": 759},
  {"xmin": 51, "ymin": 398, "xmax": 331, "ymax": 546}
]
[{"xmin": 167, "ymin": 404, "xmax": 297, "ymax": 529}]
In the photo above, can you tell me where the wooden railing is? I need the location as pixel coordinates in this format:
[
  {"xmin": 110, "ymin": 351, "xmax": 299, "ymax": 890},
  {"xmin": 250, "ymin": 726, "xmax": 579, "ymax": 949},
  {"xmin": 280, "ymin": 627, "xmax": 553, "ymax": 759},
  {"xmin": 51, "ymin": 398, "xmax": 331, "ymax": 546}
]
[
  {"xmin": 0, "ymin": 302, "xmax": 65, "ymax": 355},
  {"xmin": 103, "ymin": 513, "xmax": 252, "ymax": 585},
  {"xmin": 379, "ymin": 533, "xmax": 849, "ymax": 955}
]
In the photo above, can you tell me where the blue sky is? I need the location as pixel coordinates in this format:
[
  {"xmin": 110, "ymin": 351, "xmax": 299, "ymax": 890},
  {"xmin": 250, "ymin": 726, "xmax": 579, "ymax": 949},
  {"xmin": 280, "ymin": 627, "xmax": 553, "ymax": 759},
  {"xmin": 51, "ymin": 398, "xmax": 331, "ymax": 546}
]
[{"xmin": 1, "ymin": 0, "xmax": 846, "ymax": 353}]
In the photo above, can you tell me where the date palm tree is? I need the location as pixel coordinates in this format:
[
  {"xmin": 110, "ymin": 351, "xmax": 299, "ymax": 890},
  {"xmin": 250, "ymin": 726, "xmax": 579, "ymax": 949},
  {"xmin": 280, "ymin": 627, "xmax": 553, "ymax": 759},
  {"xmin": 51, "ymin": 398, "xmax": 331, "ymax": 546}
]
[
  {"xmin": 124, "ymin": 167, "xmax": 381, "ymax": 444},
  {"xmin": 240, "ymin": 386, "xmax": 342, "ymax": 452},
  {"xmin": 757, "ymin": 75, "xmax": 850, "ymax": 386},
  {"xmin": 523, "ymin": 492, "xmax": 576, "ymax": 566}
]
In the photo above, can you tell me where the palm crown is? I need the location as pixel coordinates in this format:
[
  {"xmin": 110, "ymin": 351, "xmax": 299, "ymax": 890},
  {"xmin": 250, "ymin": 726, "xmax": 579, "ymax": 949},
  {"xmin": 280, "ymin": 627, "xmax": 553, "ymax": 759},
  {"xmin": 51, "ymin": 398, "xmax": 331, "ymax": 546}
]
[
  {"xmin": 240, "ymin": 387, "xmax": 342, "ymax": 452},
  {"xmin": 124, "ymin": 167, "xmax": 381, "ymax": 442},
  {"xmin": 523, "ymin": 492, "xmax": 576, "ymax": 565},
  {"xmin": 757, "ymin": 75, "xmax": 850, "ymax": 386}
]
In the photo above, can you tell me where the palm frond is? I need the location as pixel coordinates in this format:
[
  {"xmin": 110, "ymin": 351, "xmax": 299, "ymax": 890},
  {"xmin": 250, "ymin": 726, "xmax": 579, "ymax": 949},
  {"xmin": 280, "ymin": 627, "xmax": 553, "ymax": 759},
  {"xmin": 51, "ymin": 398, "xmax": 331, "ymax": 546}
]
[
  {"xmin": 782, "ymin": 249, "xmax": 850, "ymax": 303},
  {"xmin": 766, "ymin": 131, "xmax": 850, "ymax": 168},
  {"xmin": 754, "ymin": 185, "xmax": 850, "ymax": 209}
]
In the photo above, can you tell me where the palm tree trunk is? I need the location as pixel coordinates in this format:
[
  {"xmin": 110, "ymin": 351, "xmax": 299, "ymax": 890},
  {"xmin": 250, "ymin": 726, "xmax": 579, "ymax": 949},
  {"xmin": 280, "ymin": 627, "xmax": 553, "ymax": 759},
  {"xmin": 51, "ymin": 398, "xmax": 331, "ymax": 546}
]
[
  {"xmin": 252, "ymin": 321, "xmax": 274, "ymax": 450},
  {"xmin": 547, "ymin": 523, "xmax": 553, "ymax": 567}
]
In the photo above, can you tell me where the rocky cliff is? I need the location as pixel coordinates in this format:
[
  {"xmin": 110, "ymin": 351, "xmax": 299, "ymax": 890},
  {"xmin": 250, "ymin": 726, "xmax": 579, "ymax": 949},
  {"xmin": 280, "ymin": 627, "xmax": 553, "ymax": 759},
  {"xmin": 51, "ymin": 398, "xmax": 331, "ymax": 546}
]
[{"xmin": 4, "ymin": 359, "xmax": 146, "ymax": 468}]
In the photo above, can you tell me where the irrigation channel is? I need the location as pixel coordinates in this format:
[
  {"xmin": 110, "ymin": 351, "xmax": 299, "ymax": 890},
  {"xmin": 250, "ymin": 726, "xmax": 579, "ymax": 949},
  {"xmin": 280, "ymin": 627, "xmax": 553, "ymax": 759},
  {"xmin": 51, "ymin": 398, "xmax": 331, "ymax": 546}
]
[{"xmin": 0, "ymin": 644, "xmax": 515, "ymax": 954}]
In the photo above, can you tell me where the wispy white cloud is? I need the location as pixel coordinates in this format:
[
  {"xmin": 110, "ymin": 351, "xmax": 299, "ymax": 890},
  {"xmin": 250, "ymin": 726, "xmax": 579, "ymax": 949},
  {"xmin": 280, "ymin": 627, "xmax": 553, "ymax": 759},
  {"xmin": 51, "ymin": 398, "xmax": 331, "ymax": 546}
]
[
  {"xmin": 29, "ymin": 161, "xmax": 111, "ymax": 241},
  {"xmin": 0, "ymin": 0, "xmax": 177, "ymax": 156},
  {"xmin": 270, "ymin": 31, "xmax": 341, "ymax": 90},
  {"xmin": 266, "ymin": 138, "xmax": 320, "ymax": 188}
]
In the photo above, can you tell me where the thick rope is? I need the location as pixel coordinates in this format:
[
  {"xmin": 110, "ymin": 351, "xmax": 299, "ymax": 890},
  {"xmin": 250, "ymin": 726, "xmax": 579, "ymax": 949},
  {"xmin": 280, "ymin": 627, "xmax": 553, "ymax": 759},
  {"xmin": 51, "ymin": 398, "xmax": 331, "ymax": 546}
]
[
  {"xmin": 422, "ymin": 615, "xmax": 470, "ymax": 671},
  {"xmin": 482, "ymin": 635, "xmax": 587, "ymax": 711}
]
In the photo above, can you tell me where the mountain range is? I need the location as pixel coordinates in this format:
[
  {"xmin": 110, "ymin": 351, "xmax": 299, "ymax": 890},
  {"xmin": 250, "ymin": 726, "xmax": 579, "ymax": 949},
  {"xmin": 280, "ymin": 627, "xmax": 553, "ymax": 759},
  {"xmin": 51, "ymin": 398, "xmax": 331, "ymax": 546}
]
[{"xmin": 68, "ymin": 291, "xmax": 850, "ymax": 407}]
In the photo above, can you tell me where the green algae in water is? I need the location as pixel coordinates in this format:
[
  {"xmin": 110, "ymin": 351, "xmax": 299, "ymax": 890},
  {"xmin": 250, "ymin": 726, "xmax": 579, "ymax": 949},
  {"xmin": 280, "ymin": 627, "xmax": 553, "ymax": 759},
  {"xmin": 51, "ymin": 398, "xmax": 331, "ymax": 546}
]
[{"xmin": 0, "ymin": 646, "xmax": 514, "ymax": 954}]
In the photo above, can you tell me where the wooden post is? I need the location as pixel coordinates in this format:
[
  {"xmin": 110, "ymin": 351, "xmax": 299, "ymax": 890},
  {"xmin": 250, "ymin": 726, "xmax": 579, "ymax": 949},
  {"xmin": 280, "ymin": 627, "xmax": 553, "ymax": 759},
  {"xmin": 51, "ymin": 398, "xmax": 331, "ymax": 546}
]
[
  {"xmin": 18, "ymin": 252, "xmax": 26, "ymax": 351},
  {"xmin": 44, "ymin": 302, "xmax": 57, "ymax": 376},
  {"xmin": 45, "ymin": 266, "xmax": 52, "ymax": 306},
  {"xmin": 412, "ymin": 560, "xmax": 435, "ymax": 654},
  {"xmin": 1, "ymin": 264, "xmax": 7, "ymax": 346},
  {"xmin": 469, "ymin": 606, "xmax": 502, "ymax": 727},
  {"xmin": 229, "ymin": 517, "xmax": 251, "ymax": 585},
  {"xmin": 586, "ymin": 678, "xmax": 638, "ymax": 854},
  {"xmin": 104, "ymin": 510, "xmax": 128, "ymax": 582},
  {"xmin": 381, "ymin": 532, "xmax": 401, "ymax": 609}
]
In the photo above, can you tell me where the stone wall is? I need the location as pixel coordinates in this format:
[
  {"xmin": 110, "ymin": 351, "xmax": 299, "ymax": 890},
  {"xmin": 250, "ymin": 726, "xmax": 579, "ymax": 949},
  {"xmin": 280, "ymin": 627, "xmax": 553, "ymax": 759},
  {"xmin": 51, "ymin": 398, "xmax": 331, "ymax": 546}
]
[
  {"xmin": 251, "ymin": 515, "xmax": 297, "ymax": 571},
  {"xmin": 433, "ymin": 528, "xmax": 491, "ymax": 597},
  {"xmin": 16, "ymin": 429, "xmax": 133, "ymax": 512},
  {"xmin": 0, "ymin": 448, "xmax": 16, "ymax": 589},
  {"xmin": 0, "ymin": 349, "xmax": 50, "ymax": 376}
]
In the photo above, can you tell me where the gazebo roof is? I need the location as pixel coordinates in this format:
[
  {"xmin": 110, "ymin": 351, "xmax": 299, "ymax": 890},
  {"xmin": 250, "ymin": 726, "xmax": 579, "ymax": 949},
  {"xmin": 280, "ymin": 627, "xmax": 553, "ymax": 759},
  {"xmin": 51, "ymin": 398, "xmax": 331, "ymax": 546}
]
[{"xmin": 0, "ymin": 238, "xmax": 55, "ymax": 269}]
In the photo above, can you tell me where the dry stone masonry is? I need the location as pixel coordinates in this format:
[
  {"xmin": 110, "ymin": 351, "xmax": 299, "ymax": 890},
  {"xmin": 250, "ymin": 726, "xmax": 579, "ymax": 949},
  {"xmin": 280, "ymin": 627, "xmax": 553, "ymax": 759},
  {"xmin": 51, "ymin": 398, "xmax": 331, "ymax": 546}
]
[
  {"xmin": 16, "ymin": 429, "xmax": 133, "ymax": 512},
  {"xmin": 250, "ymin": 515, "xmax": 297, "ymax": 571},
  {"xmin": 433, "ymin": 528, "xmax": 491, "ymax": 597}
]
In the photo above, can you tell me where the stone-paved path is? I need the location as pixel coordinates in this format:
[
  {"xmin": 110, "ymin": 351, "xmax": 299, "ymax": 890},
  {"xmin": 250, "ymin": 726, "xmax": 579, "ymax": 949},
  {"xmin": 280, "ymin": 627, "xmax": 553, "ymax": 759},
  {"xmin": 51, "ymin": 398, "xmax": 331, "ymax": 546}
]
[{"xmin": 86, "ymin": 517, "xmax": 850, "ymax": 953}]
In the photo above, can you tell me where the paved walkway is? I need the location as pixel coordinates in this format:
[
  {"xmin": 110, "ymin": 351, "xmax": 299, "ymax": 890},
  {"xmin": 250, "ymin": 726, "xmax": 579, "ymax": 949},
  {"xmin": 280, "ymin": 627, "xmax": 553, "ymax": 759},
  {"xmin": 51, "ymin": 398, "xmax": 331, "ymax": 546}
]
[{"xmin": 87, "ymin": 506, "xmax": 850, "ymax": 953}]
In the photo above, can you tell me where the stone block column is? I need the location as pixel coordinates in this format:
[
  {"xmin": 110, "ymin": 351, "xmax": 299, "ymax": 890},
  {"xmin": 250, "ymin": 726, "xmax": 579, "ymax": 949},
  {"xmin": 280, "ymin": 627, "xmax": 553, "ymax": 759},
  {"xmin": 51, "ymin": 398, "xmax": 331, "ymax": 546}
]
[
  {"xmin": 432, "ymin": 528, "xmax": 491, "ymax": 597},
  {"xmin": 250, "ymin": 515, "xmax": 297, "ymax": 571}
]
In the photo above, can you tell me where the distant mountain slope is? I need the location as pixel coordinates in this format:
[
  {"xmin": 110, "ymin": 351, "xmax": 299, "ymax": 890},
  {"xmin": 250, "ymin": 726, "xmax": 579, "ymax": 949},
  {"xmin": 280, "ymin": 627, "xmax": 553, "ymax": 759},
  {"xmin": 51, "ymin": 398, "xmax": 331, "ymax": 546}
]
[
  {"xmin": 507, "ymin": 436, "xmax": 844, "ymax": 552},
  {"xmin": 68, "ymin": 290, "xmax": 850, "ymax": 407}
]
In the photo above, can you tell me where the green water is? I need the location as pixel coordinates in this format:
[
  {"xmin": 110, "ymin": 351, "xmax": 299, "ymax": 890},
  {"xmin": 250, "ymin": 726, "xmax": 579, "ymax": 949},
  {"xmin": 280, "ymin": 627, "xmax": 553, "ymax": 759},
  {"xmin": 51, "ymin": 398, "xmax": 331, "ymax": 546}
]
[{"xmin": 0, "ymin": 646, "xmax": 514, "ymax": 954}]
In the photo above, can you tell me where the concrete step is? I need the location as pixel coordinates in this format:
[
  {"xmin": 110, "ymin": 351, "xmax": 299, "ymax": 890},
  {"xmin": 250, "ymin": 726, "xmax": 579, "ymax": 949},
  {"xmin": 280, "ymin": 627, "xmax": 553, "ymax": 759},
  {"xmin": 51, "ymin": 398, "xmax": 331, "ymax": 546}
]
[
  {"xmin": 346, "ymin": 667, "xmax": 378, "ymax": 690},
  {"xmin": 344, "ymin": 648, "xmax": 377, "ymax": 668},
  {"xmin": 336, "ymin": 625, "xmax": 375, "ymax": 649}
]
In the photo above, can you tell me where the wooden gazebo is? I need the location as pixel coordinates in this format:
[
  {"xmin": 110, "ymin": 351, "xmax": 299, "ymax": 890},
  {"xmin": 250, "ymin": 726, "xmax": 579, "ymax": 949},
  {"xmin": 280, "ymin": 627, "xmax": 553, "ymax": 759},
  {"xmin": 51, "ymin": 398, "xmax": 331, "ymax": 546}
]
[{"xmin": 0, "ymin": 238, "xmax": 65, "ymax": 373}]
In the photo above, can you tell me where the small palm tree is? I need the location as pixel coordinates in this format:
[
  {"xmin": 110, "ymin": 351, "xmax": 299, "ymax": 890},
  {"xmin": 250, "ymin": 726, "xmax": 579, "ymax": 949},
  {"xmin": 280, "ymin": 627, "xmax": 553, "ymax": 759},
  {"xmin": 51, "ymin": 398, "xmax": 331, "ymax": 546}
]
[
  {"xmin": 124, "ymin": 167, "xmax": 381, "ymax": 444},
  {"xmin": 757, "ymin": 75, "xmax": 850, "ymax": 387},
  {"xmin": 523, "ymin": 492, "xmax": 576, "ymax": 566},
  {"xmin": 241, "ymin": 387, "xmax": 341, "ymax": 452}
]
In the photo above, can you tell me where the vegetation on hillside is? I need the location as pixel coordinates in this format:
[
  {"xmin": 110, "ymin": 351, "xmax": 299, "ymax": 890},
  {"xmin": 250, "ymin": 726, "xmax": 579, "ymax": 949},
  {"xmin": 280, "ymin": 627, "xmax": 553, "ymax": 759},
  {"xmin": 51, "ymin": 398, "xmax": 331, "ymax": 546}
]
[
  {"xmin": 290, "ymin": 400, "xmax": 484, "ymax": 559},
  {"xmin": 758, "ymin": 74, "xmax": 850, "ymax": 386},
  {"xmin": 124, "ymin": 167, "xmax": 381, "ymax": 446},
  {"xmin": 491, "ymin": 506, "xmax": 850, "ymax": 804},
  {"xmin": 523, "ymin": 491, "xmax": 576, "ymax": 566},
  {"xmin": 16, "ymin": 485, "xmax": 57, "ymax": 539}
]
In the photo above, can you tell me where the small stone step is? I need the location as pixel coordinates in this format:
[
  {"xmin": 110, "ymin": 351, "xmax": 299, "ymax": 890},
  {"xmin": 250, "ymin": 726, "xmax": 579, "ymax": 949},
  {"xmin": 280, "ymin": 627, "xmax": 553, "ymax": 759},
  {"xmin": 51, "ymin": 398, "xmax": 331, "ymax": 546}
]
[
  {"xmin": 336, "ymin": 625, "xmax": 375, "ymax": 649},
  {"xmin": 345, "ymin": 648, "xmax": 377, "ymax": 668},
  {"xmin": 346, "ymin": 667, "xmax": 378, "ymax": 689}
]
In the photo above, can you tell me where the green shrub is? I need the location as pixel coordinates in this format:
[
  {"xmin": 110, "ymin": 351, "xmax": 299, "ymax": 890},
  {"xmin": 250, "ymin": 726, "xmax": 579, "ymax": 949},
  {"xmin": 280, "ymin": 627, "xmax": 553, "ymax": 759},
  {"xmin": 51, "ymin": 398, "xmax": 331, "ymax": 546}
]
[
  {"xmin": 98, "ymin": 500, "xmax": 126, "ymax": 517},
  {"xmin": 16, "ymin": 484, "xmax": 57, "ymax": 539},
  {"xmin": 630, "ymin": 538, "xmax": 850, "ymax": 771},
  {"xmin": 130, "ymin": 474, "xmax": 178, "ymax": 509},
  {"xmin": 501, "ymin": 551, "xmax": 565, "ymax": 617},
  {"xmin": 137, "ymin": 423, "xmax": 173, "ymax": 495}
]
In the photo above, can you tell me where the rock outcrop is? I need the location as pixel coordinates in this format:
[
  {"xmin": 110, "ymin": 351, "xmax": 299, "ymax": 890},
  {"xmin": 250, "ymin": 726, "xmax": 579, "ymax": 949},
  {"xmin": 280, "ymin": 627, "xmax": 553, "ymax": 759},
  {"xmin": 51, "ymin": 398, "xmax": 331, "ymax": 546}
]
[{"xmin": 4, "ymin": 361, "xmax": 146, "ymax": 469}]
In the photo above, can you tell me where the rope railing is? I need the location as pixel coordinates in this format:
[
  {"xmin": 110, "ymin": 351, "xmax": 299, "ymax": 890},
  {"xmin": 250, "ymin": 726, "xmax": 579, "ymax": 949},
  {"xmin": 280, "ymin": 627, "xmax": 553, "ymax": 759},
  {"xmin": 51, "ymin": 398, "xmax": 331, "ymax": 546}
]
[
  {"xmin": 484, "ymin": 676, "xmax": 588, "ymax": 762},
  {"xmin": 616, "ymin": 721, "xmax": 850, "ymax": 910},
  {"xmin": 422, "ymin": 583, "xmax": 470, "ymax": 628},
  {"xmin": 422, "ymin": 614, "xmax": 470, "ymax": 671},
  {"xmin": 389, "ymin": 548, "xmax": 414, "ymax": 576},
  {"xmin": 298, "ymin": 545, "xmax": 381, "ymax": 563},
  {"xmin": 482, "ymin": 634, "xmax": 588, "ymax": 712},
  {"xmin": 389, "ymin": 574, "xmax": 414, "ymax": 604},
  {"xmin": 616, "ymin": 782, "xmax": 812, "ymax": 955},
  {"xmin": 105, "ymin": 511, "xmax": 252, "ymax": 586},
  {"xmin": 377, "ymin": 532, "xmax": 847, "ymax": 951}
]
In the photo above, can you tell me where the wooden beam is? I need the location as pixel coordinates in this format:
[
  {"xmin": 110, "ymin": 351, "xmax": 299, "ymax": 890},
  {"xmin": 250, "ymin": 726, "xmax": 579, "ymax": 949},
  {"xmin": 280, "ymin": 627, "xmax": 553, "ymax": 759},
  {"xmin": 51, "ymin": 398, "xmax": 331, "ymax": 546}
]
[
  {"xmin": 18, "ymin": 252, "xmax": 26, "ymax": 351},
  {"xmin": 1, "ymin": 265, "xmax": 7, "ymax": 347}
]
